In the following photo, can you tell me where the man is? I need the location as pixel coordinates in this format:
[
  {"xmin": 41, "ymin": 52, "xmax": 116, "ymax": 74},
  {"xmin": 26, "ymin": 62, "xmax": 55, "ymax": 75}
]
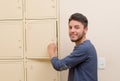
[{"xmin": 47, "ymin": 13, "xmax": 98, "ymax": 81}]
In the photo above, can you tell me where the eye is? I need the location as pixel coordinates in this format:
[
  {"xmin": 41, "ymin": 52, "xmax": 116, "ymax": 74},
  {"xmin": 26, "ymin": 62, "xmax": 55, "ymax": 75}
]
[
  {"xmin": 69, "ymin": 26, "xmax": 72, "ymax": 29},
  {"xmin": 74, "ymin": 25, "xmax": 80, "ymax": 29}
]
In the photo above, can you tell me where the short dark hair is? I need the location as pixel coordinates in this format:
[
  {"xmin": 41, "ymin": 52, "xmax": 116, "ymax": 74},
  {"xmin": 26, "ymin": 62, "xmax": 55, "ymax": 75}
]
[{"xmin": 69, "ymin": 13, "xmax": 88, "ymax": 27}]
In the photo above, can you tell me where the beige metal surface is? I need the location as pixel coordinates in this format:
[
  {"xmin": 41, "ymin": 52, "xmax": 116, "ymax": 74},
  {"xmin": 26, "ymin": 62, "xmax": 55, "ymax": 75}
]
[
  {"xmin": 0, "ymin": 21, "xmax": 23, "ymax": 59},
  {"xmin": 26, "ymin": 20, "xmax": 56, "ymax": 58},
  {"xmin": 0, "ymin": 0, "xmax": 59, "ymax": 81},
  {"xmin": 27, "ymin": 60, "xmax": 58, "ymax": 81},
  {"xmin": 26, "ymin": 0, "xmax": 57, "ymax": 19},
  {"xmin": 0, "ymin": 61, "xmax": 24, "ymax": 81},
  {"xmin": 0, "ymin": 0, "xmax": 23, "ymax": 19}
]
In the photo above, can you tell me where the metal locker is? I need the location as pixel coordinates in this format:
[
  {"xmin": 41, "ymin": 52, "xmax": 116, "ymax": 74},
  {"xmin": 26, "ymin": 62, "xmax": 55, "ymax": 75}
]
[
  {"xmin": 0, "ymin": 0, "xmax": 23, "ymax": 19},
  {"xmin": 0, "ymin": 61, "xmax": 24, "ymax": 81},
  {"xmin": 26, "ymin": 20, "xmax": 57, "ymax": 58},
  {"xmin": 0, "ymin": 21, "xmax": 23, "ymax": 59},
  {"xmin": 27, "ymin": 60, "xmax": 58, "ymax": 81},
  {"xmin": 26, "ymin": 0, "xmax": 57, "ymax": 19}
]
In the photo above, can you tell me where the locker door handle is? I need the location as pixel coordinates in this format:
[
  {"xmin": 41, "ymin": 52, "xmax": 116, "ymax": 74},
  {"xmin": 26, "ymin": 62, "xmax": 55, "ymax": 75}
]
[
  {"xmin": 17, "ymin": 0, "xmax": 22, "ymax": 9},
  {"xmin": 18, "ymin": 40, "xmax": 22, "ymax": 49}
]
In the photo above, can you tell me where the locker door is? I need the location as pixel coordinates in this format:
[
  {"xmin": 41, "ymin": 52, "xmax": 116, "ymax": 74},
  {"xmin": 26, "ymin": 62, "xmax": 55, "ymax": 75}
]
[
  {"xmin": 27, "ymin": 60, "xmax": 58, "ymax": 81},
  {"xmin": 26, "ymin": 0, "xmax": 57, "ymax": 19},
  {"xmin": 0, "ymin": 61, "xmax": 24, "ymax": 81},
  {"xmin": 0, "ymin": 21, "xmax": 23, "ymax": 59},
  {"xmin": 0, "ymin": 0, "xmax": 23, "ymax": 19},
  {"xmin": 26, "ymin": 20, "xmax": 56, "ymax": 58}
]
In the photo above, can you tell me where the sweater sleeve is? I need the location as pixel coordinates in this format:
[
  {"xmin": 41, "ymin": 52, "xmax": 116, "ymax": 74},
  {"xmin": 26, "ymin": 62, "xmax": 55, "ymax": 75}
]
[{"xmin": 51, "ymin": 46, "xmax": 89, "ymax": 71}]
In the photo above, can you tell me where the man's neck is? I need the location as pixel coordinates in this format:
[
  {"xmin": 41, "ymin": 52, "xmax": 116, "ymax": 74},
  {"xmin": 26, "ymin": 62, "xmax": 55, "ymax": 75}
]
[{"xmin": 75, "ymin": 36, "xmax": 87, "ymax": 46}]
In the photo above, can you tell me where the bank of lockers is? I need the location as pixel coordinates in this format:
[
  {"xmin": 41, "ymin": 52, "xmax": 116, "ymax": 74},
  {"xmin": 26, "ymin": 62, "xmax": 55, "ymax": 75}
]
[{"xmin": 0, "ymin": 0, "xmax": 59, "ymax": 81}]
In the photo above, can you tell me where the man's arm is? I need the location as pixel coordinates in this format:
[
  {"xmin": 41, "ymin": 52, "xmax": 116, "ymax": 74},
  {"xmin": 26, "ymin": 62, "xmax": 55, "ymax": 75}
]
[{"xmin": 47, "ymin": 43, "xmax": 89, "ymax": 71}]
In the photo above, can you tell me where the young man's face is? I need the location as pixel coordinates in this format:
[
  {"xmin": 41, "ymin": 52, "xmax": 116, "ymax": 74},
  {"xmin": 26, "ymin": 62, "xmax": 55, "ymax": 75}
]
[{"xmin": 69, "ymin": 20, "xmax": 88, "ymax": 42}]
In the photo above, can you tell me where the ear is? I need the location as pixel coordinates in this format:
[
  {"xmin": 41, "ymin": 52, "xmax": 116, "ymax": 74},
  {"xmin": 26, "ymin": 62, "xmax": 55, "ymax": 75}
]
[{"xmin": 84, "ymin": 27, "xmax": 88, "ymax": 34}]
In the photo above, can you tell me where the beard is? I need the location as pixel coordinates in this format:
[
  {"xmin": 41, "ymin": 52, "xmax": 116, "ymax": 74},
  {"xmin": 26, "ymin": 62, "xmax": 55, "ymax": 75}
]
[{"xmin": 71, "ymin": 31, "xmax": 85, "ymax": 42}]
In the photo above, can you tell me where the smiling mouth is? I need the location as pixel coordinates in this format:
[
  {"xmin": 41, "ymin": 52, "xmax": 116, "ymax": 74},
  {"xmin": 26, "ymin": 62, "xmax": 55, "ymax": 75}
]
[{"xmin": 70, "ymin": 35, "xmax": 77, "ymax": 39}]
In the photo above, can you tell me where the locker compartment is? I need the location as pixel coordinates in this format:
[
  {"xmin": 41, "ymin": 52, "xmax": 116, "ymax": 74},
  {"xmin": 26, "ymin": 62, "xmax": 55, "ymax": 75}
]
[
  {"xmin": 0, "ymin": 0, "xmax": 23, "ymax": 19},
  {"xmin": 0, "ymin": 21, "xmax": 23, "ymax": 59},
  {"xmin": 0, "ymin": 61, "xmax": 24, "ymax": 81},
  {"xmin": 26, "ymin": 20, "xmax": 56, "ymax": 58},
  {"xmin": 27, "ymin": 60, "xmax": 58, "ymax": 81},
  {"xmin": 26, "ymin": 0, "xmax": 57, "ymax": 19}
]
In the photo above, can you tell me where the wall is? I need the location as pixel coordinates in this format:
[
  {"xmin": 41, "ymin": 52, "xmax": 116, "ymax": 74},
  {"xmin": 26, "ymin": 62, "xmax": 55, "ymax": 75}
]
[{"xmin": 59, "ymin": 0, "xmax": 120, "ymax": 81}]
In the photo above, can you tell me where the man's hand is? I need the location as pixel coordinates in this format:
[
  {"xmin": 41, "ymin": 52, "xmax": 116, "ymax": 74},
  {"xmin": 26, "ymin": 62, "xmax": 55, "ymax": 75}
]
[{"xmin": 47, "ymin": 43, "xmax": 57, "ymax": 59}]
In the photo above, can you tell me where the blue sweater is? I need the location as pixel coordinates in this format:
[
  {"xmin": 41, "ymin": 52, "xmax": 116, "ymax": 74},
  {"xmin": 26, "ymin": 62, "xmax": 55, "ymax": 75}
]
[{"xmin": 51, "ymin": 40, "xmax": 98, "ymax": 81}]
